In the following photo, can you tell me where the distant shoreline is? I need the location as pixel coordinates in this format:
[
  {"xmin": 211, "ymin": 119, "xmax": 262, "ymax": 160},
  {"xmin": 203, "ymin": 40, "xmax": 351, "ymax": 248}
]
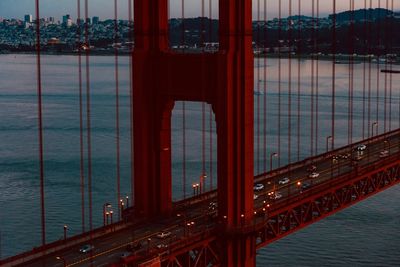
[{"xmin": 1, "ymin": 50, "xmax": 399, "ymax": 64}]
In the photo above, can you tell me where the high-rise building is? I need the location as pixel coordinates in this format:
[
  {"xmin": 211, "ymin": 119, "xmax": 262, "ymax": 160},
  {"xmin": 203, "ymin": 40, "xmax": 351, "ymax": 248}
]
[
  {"xmin": 92, "ymin": 16, "xmax": 99, "ymax": 24},
  {"xmin": 86, "ymin": 18, "xmax": 91, "ymax": 24},
  {"xmin": 62, "ymin": 14, "xmax": 71, "ymax": 25},
  {"xmin": 24, "ymin": 14, "xmax": 33, "ymax": 23},
  {"xmin": 48, "ymin": 17, "xmax": 55, "ymax": 24}
]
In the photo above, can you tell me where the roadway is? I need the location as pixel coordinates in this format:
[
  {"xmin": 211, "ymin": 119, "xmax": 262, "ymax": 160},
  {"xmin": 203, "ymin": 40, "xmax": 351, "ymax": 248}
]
[{"xmin": 6, "ymin": 130, "xmax": 400, "ymax": 267}]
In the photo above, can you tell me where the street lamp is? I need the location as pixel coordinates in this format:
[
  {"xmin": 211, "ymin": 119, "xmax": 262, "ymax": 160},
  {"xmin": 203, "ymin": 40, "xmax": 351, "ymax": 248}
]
[
  {"xmin": 270, "ymin": 152, "xmax": 278, "ymax": 172},
  {"xmin": 199, "ymin": 173, "xmax": 207, "ymax": 194},
  {"xmin": 103, "ymin": 203, "xmax": 111, "ymax": 226},
  {"xmin": 372, "ymin": 122, "xmax": 378, "ymax": 137},
  {"xmin": 110, "ymin": 210, "xmax": 114, "ymax": 224},
  {"xmin": 63, "ymin": 225, "xmax": 68, "ymax": 241},
  {"xmin": 105, "ymin": 211, "xmax": 110, "ymax": 225},
  {"xmin": 126, "ymin": 195, "xmax": 129, "ymax": 207},
  {"xmin": 56, "ymin": 256, "xmax": 66, "ymax": 267},
  {"xmin": 192, "ymin": 183, "xmax": 200, "ymax": 196},
  {"xmin": 326, "ymin": 136, "xmax": 333, "ymax": 153}
]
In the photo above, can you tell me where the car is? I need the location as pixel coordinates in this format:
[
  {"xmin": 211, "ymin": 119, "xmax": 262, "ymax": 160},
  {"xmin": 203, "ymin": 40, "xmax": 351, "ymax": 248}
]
[
  {"xmin": 253, "ymin": 183, "xmax": 264, "ymax": 191},
  {"xmin": 156, "ymin": 244, "xmax": 168, "ymax": 249},
  {"xmin": 269, "ymin": 192, "xmax": 282, "ymax": 200},
  {"xmin": 307, "ymin": 165, "xmax": 317, "ymax": 172},
  {"xmin": 79, "ymin": 244, "xmax": 94, "ymax": 253},
  {"xmin": 156, "ymin": 231, "xmax": 171, "ymax": 239},
  {"xmin": 340, "ymin": 153, "xmax": 351, "ymax": 159},
  {"xmin": 254, "ymin": 194, "xmax": 259, "ymax": 200},
  {"xmin": 308, "ymin": 172, "xmax": 319, "ymax": 178},
  {"xmin": 267, "ymin": 191, "xmax": 275, "ymax": 197},
  {"xmin": 379, "ymin": 150, "xmax": 389, "ymax": 158},
  {"xmin": 301, "ymin": 182, "xmax": 312, "ymax": 191},
  {"xmin": 278, "ymin": 177, "xmax": 290, "ymax": 185},
  {"xmin": 356, "ymin": 144, "xmax": 367, "ymax": 151},
  {"xmin": 208, "ymin": 202, "xmax": 217, "ymax": 211}
]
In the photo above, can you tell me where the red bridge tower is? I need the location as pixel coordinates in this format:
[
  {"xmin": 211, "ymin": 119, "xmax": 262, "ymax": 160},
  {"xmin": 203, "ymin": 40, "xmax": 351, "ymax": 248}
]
[{"xmin": 133, "ymin": 0, "xmax": 255, "ymax": 265}]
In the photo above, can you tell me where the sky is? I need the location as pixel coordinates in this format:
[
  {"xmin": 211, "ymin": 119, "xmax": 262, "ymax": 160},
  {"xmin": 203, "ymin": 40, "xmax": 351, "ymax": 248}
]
[{"xmin": 0, "ymin": 0, "xmax": 397, "ymax": 21}]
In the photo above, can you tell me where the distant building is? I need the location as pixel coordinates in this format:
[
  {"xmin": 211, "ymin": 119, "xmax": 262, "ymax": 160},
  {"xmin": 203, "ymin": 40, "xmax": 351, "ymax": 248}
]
[
  {"xmin": 24, "ymin": 14, "xmax": 33, "ymax": 23},
  {"xmin": 76, "ymin": 19, "xmax": 84, "ymax": 25},
  {"xmin": 48, "ymin": 17, "xmax": 55, "ymax": 24},
  {"xmin": 93, "ymin": 16, "xmax": 99, "ymax": 24},
  {"xmin": 62, "ymin": 14, "xmax": 71, "ymax": 25},
  {"xmin": 86, "ymin": 18, "xmax": 91, "ymax": 24}
]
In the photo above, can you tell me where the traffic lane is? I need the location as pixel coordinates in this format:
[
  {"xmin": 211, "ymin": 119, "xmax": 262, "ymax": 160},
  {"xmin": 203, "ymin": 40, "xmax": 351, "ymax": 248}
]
[{"xmin": 254, "ymin": 138, "xmax": 400, "ymax": 210}]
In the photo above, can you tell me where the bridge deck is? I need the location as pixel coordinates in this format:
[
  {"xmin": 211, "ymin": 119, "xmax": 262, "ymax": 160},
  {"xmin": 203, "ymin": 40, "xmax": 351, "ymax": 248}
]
[{"xmin": 2, "ymin": 129, "xmax": 400, "ymax": 267}]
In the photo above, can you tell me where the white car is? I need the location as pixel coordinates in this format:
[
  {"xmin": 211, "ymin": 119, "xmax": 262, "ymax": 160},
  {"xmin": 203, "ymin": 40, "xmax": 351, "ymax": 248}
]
[
  {"xmin": 253, "ymin": 183, "xmax": 264, "ymax": 191},
  {"xmin": 278, "ymin": 177, "xmax": 290, "ymax": 185},
  {"xmin": 156, "ymin": 231, "xmax": 171, "ymax": 239},
  {"xmin": 156, "ymin": 244, "xmax": 168, "ymax": 249},
  {"xmin": 356, "ymin": 144, "xmax": 367, "ymax": 151},
  {"xmin": 254, "ymin": 194, "xmax": 259, "ymax": 200},
  {"xmin": 379, "ymin": 150, "xmax": 389, "ymax": 158},
  {"xmin": 270, "ymin": 192, "xmax": 282, "ymax": 200},
  {"xmin": 309, "ymin": 172, "xmax": 320, "ymax": 178}
]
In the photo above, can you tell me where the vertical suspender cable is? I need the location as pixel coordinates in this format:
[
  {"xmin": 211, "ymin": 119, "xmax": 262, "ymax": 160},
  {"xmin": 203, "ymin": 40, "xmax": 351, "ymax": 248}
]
[
  {"xmin": 181, "ymin": 0, "xmax": 187, "ymax": 199},
  {"xmin": 257, "ymin": 0, "xmax": 261, "ymax": 174},
  {"xmin": 311, "ymin": 0, "xmax": 315, "ymax": 156},
  {"xmin": 389, "ymin": 0, "xmax": 394, "ymax": 131},
  {"xmin": 201, "ymin": 0, "xmax": 206, "ymax": 192},
  {"xmin": 315, "ymin": 0, "xmax": 320, "ymax": 154},
  {"xmin": 297, "ymin": 0, "xmax": 301, "ymax": 160},
  {"xmin": 128, "ymin": 0, "xmax": 134, "ymax": 201},
  {"xmin": 368, "ymin": 0, "xmax": 372, "ymax": 137},
  {"xmin": 288, "ymin": 0, "xmax": 292, "ymax": 165},
  {"xmin": 263, "ymin": 0, "xmax": 268, "ymax": 172},
  {"xmin": 209, "ymin": 0, "xmax": 213, "ymax": 191},
  {"xmin": 376, "ymin": 0, "xmax": 381, "ymax": 136},
  {"xmin": 362, "ymin": 1, "xmax": 367, "ymax": 139},
  {"xmin": 84, "ymin": 1, "xmax": 94, "ymax": 264},
  {"xmin": 278, "ymin": 0, "xmax": 282, "ymax": 166},
  {"xmin": 114, "ymin": 0, "xmax": 121, "ymax": 219},
  {"xmin": 77, "ymin": 0, "xmax": 86, "ymax": 233},
  {"xmin": 348, "ymin": 0, "xmax": 354, "ymax": 146},
  {"xmin": 35, "ymin": 0, "xmax": 46, "ymax": 246},
  {"xmin": 383, "ymin": 0, "xmax": 389, "ymax": 132},
  {"xmin": 331, "ymin": 0, "xmax": 336, "ymax": 149}
]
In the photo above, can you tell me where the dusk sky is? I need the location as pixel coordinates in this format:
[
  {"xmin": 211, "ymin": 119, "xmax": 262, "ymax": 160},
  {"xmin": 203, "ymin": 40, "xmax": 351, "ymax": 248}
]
[{"xmin": 0, "ymin": 0, "xmax": 396, "ymax": 21}]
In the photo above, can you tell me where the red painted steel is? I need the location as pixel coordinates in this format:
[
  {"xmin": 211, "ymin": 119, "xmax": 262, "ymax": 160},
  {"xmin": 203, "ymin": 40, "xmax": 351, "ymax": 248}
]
[{"xmin": 133, "ymin": 0, "xmax": 255, "ymax": 265}]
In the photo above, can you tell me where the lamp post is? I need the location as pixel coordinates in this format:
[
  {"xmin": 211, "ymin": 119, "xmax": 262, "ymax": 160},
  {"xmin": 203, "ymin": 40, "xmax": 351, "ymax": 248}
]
[
  {"xmin": 56, "ymin": 256, "xmax": 66, "ymax": 267},
  {"xmin": 372, "ymin": 122, "xmax": 378, "ymax": 137},
  {"xmin": 192, "ymin": 183, "xmax": 199, "ymax": 196},
  {"xmin": 103, "ymin": 203, "xmax": 111, "ymax": 226},
  {"xmin": 105, "ymin": 211, "xmax": 110, "ymax": 225},
  {"xmin": 126, "ymin": 195, "xmax": 129, "ymax": 207},
  {"xmin": 147, "ymin": 238, "xmax": 151, "ymax": 252},
  {"xmin": 270, "ymin": 152, "xmax": 278, "ymax": 172},
  {"xmin": 110, "ymin": 210, "xmax": 114, "ymax": 224},
  {"xmin": 297, "ymin": 181, "xmax": 301, "ymax": 192},
  {"xmin": 63, "ymin": 225, "xmax": 67, "ymax": 241},
  {"xmin": 326, "ymin": 136, "xmax": 333, "ymax": 153},
  {"xmin": 199, "ymin": 173, "xmax": 207, "ymax": 194}
]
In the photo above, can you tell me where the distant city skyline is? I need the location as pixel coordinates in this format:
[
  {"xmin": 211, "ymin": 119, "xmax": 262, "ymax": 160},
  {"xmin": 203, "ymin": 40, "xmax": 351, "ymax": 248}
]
[{"xmin": 0, "ymin": 0, "xmax": 397, "ymax": 20}]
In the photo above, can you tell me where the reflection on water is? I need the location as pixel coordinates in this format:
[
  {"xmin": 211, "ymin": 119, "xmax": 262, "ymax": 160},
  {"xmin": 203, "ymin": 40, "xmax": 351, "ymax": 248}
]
[{"xmin": 0, "ymin": 55, "xmax": 399, "ymax": 265}]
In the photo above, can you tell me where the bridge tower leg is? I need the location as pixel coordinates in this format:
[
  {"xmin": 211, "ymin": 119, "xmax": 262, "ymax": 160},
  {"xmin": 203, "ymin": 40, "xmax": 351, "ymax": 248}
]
[
  {"xmin": 216, "ymin": 0, "xmax": 255, "ymax": 266},
  {"xmin": 133, "ymin": 0, "xmax": 255, "ymax": 265},
  {"xmin": 132, "ymin": 0, "xmax": 172, "ymax": 218}
]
